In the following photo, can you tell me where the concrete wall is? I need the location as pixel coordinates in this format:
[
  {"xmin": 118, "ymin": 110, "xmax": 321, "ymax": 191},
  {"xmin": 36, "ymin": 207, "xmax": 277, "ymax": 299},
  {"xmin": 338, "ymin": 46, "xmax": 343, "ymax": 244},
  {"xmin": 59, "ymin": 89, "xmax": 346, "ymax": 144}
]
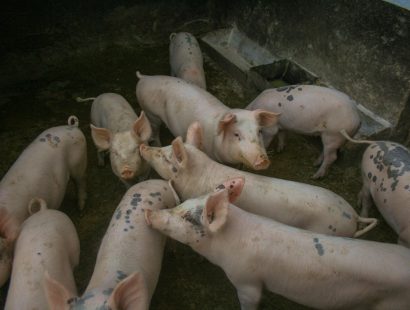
[{"xmin": 208, "ymin": 0, "xmax": 410, "ymax": 142}]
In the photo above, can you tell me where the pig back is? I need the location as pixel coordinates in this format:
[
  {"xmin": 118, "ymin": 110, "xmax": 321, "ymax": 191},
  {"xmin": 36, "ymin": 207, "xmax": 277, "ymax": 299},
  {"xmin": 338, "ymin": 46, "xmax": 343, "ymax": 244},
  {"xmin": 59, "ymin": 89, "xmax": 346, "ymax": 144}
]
[
  {"xmin": 0, "ymin": 123, "xmax": 86, "ymax": 223},
  {"xmin": 87, "ymin": 180, "xmax": 177, "ymax": 298},
  {"xmin": 5, "ymin": 208, "xmax": 79, "ymax": 310}
]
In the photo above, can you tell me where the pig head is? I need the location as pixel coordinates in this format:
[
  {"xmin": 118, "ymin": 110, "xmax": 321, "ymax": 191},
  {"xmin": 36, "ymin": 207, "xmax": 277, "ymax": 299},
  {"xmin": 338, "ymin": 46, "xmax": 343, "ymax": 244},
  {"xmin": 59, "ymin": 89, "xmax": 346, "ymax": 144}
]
[{"xmin": 91, "ymin": 111, "xmax": 152, "ymax": 186}]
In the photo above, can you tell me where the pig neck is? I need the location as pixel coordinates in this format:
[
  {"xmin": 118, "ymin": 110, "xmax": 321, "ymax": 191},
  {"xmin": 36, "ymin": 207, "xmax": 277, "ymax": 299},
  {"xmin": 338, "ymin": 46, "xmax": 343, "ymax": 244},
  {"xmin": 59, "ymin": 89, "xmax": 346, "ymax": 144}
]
[{"xmin": 177, "ymin": 146, "xmax": 242, "ymax": 199}]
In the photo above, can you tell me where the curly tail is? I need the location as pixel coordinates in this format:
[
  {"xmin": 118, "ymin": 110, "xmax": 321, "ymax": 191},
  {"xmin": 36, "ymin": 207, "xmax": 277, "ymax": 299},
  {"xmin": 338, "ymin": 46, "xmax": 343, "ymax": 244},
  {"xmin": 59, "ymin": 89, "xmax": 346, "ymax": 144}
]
[
  {"xmin": 76, "ymin": 97, "xmax": 96, "ymax": 103},
  {"xmin": 67, "ymin": 115, "xmax": 79, "ymax": 127},
  {"xmin": 340, "ymin": 129, "xmax": 374, "ymax": 145},
  {"xmin": 136, "ymin": 71, "xmax": 144, "ymax": 79},
  {"xmin": 353, "ymin": 216, "xmax": 378, "ymax": 237}
]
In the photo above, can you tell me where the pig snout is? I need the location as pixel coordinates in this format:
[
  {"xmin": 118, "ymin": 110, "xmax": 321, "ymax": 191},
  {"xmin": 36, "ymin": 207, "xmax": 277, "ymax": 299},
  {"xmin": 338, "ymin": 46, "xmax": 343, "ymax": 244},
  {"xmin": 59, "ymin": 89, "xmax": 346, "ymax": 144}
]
[
  {"xmin": 120, "ymin": 166, "xmax": 135, "ymax": 180},
  {"xmin": 253, "ymin": 154, "xmax": 270, "ymax": 170}
]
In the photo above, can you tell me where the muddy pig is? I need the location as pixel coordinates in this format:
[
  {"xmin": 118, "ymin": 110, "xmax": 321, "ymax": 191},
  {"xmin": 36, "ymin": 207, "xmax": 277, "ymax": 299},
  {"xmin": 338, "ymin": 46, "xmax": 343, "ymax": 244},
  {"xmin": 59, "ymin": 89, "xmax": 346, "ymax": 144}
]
[
  {"xmin": 139, "ymin": 122, "xmax": 377, "ymax": 238},
  {"xmin": 342, "ymin": 130, "xmax": 410, "ymax": 247},
  {"xmin": 246, "ymin": 85, "xmax": 361, "ymax": 178},
  {"xmin": 77, "ymin": 93, "xmax": 152, "ymax": 187},
  {"xmin": 136, "ymin": 72, "xmax": 279, "ymax": 170},
  {"xmin": 46, "ymin": 179, "xmax": 180, "ymax": 309},
  {"xmin": 0, "ymin": 116, "xmax": 86, "ymax": 287},
  {"xmin": 5, "ymin": 198, "xmax": 79, "ymax": 310},
  {"xmin": 169, "ymin": 32, "xmax": 206, "ymax": 89},
  {"xmin": 146, "ymin": 180, "xmax": 410, "ymax": 310}
]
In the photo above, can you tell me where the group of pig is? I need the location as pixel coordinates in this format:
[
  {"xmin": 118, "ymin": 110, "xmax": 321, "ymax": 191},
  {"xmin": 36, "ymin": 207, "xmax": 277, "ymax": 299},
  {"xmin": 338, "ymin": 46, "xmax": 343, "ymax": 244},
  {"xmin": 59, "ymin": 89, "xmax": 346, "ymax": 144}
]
[{"xmin": 0, "ymin": 31, "xmax": 409, "ymax": 309}]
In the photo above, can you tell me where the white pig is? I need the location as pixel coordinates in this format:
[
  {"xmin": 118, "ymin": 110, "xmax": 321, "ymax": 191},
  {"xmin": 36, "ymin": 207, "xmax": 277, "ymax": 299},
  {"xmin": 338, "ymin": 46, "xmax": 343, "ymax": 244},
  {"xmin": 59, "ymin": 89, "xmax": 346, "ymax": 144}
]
[
  {"xmin": 246, "ymin": 85, "xmax": 361, "ymax": 178},
  {"xmin": 139, "ymin": 122, "xmax": 377, "ymax": 238},
  {"xmin": 45, "ymin": 179, "xmax": 180, "ymax": 310},
  {"xmin": 5, "ymin": 198, "xmax": 79, "ymax": 310},
  {"xmin": 0, "ymin": 116, "xmax": 86, "ymax": 287},
  {"xmin": 341, "ymin": 131, "xmax": 410, "ymax": 247},
  {"xmin": 77, "ymin": 93, "xmax": 152, "ymax": 187},
  {"xmin": 169, "ymin": 32, "xmax": 206, "ymax": 89},
  {"xmin": 136, "ymin": 72, "xmax": 279, "ymax": 170},
  {"xmin": 146, "ymin": 180, "xmax": 410, "ymax": 310}
]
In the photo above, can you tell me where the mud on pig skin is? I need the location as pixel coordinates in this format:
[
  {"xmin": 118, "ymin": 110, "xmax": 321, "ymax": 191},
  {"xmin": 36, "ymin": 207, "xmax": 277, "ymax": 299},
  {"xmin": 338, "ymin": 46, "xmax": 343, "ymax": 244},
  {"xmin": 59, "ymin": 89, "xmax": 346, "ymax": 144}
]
[
  {"xmin": 146, "ymin": 183, "xmax": 410, "ymax": 310},
  {"xmin": 246, "ymin": 85, "xmax": 361, "ymax": 178},
  {"xmin": 169, "ymin": 32, "xmax": 206, "ymax": 89},
  {"xmin": 136, "ymin": 72, "xmax": 279, "ymax": 170},
  {"xmin": 0, "ymin": 116, "xmax": 86, "ymax": 287},
  {"xmin": 342, "ymin": 131, "xmax": 410, "ymax": 247},
  {"xmin": 139, "ymin": 122, "xmax": 377, "ymax": 238},
  {"xmin": 5, "ymin": 199, "xmax": 79, "ymax": 310},
  {"xmin": 46, "ymin": 179, "xmax": 180, "ymax": 310},
  {"xmin": 77, "ymin": 93, "xmax": 152, "ymax": 188}
]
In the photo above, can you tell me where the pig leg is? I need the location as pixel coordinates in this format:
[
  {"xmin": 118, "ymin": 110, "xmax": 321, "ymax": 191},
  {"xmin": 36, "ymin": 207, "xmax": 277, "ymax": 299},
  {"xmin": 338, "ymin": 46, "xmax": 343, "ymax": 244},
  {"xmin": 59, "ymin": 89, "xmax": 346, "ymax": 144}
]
[
  {"xmin": 260, "ymin": 127, "xmax": 276, "ymax": 149},
  {"xmin": 71, "ymin": 164, "xmax": 87, "ymax": 211},
  {"xmin": 313, "ymin": 151, "xmax": 324, "ymax": 166},
  {"xmin": 312, "ymin": 133, "xmax": 343, "ymax": 179},
  {"xmin": 358, "ymin": 182, "xmax": 373, "ymax": 218},
  {"xmin": 235, "ymin": 282, "xmax": 262, "ymax": 310},
  {"xmin": 276, "ymin": 131, "xmax": 286, "ymax": 152}
]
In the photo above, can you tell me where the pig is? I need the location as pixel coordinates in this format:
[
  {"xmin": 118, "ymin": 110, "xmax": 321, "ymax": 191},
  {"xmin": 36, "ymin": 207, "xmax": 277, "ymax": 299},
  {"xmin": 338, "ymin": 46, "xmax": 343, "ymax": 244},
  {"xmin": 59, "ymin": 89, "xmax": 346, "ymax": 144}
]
[
  {"xmin": 139, "ymin": 122, "xmax": 378, "ymax": 238},
  {"xmin": 169, "ymin": 32, "xmax": 206, "ymax": 89},
  {"xmin": 136, "ymin": 72, "xmax": 279, "ymax": 170},
  {"xmin": 0, "ymin": 115, "xmax": 86, "ymax": 287},
  {"xmin": 145, "ymin": 180, "xmax": 410, "ymax": 310},
  {"xmin": 246, "ymin": 85, "xmax": 361, "ymax": 178},
  {"xmin": 77, "ymin": 93, "xmax": 152, "ymax": 187},
  {"xmin": 5, "ymin": 198, "xmax": 79, "ymax": 310},
  {"xmin": 341, "ymin": 130, "xmax": 410, "ymax": 247},
  {"xmin": 45, "ymin": 179, "xmax": 180, "ymax": 309}
]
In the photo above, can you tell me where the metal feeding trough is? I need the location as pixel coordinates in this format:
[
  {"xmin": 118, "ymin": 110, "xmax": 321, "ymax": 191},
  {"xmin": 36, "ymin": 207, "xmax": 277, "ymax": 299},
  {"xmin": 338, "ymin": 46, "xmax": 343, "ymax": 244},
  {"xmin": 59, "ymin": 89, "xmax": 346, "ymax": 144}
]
[{"xmin": 201, "ymin": 26, "xmax": 392, "ymax": 137}]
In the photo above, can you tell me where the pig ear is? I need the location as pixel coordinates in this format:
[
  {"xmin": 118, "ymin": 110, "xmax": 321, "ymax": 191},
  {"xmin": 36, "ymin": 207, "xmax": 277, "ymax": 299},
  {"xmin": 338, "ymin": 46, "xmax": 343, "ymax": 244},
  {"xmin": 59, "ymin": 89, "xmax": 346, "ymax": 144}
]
[
  {"xmin": 201, "ymin": 190, "xmax": 229, "ymax": 233},
  {"xmin": 108, "ymin": 272, "xmax": 149, "ymax": 310},
  {"xmin": 43, "ymin": 271, "xmax": 74, "ymax": 310},
  {"xmin": 171, "ymin": 137, "xmax": 188, "ymax": 167},
  {"xmin": 215, "ymin": 177, "xmax": 245, "ymax": 203},
  {"xmin": 90, "ymin": 124, "xmax": 111, "ymax": 151},
  {"xmin": 217, "ymin": 113, "xmax": 236, "ymax": 135},
  {"xmin": 253, "ymin": 109, "xmax": 280, "ymax": 127},
  {"xmin": 186, "ymin": 121, "xmax": 204, "ymax": 151},
  {"xmin": 132, "ymin": 111, "xmax": 152, "ymax": 142}
]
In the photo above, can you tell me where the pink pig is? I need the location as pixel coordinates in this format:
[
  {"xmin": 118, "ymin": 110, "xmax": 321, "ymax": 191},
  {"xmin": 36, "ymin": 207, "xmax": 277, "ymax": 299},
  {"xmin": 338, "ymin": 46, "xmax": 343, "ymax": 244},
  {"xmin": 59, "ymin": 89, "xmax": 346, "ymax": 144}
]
[
  {"xmin": 342, "ymin": 131, "xmax": 410, "ymax": 247},
  {"xmin": 77, "ymin": 93, "xmax": 152, "ymax": 187},
  {"xmin": 0, "ymin": 116, "xmax": 86, "ymax": 287},
  {"xmin": 146, "ymin": 179, "xmax": 410, "ymax": 310},
  {"xmin": 136, "ymin": 72, "xmax": 279, "ymax": 170},
  {"xmin": 46, "ymin": 179, "xmax": 180, "ymax": 310},
  {"xmin": 246, "ymin": 85, "xmax": 361, "ymax": 178},
  {"xmin": 169, "ymin": 32, "xmax": 206, "ymax": 89},
  {"xmin": 5, "ymin": 198, "xmax": 79, "ymax": 310},
  {"xmin": 139, "ymin": 122, "xmax": 377, "ymax": 238}
]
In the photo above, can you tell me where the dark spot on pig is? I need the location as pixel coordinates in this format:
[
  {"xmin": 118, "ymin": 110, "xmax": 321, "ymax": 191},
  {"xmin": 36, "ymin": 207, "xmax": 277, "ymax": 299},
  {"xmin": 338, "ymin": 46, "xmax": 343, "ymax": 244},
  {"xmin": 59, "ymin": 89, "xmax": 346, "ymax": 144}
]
[
  {"xmin": 46, "ymin": 133, "xmax": 52, "ymax": 138},
  {"xmin": 405, "ymin": 185, "xmax": 409, "ymax": 189},
  {"xmin": 39, "ymin": 138, "xmax": 46, "ymax": 142},
  {"xmin": 342, "ymin": 212, "xmax": 352, "ymax": 219},
  {"xmin": 126, "ymin": 220, "xmax": 130, "ymax": 224},
  {"xmin": 53, "ymin": 136, "xmax": 60, "ymax": 142},
  {"xmin": 298, "ymin": 87, "xmax": 302, "ymax": 91},
  {"xmin": 103, "ymin": 288, "xmax": 114, "ymax": 296},
  {"xmin": 172, "ymin": 167, "xmax": 178, "ymax": 173},
  {"xmin": 37, "ymin": 252, "xmax": 41, "ymax": 255},
  {"xmin": 148, "ymin": 201, "xmax": 153, "ymax": 205},
  {"xmin": 313, "ymin": 238, "xmax": 324, "ymax": 256},
  {"xmin": 130, "ymin": 225, "xmax": 134, "ymax": 229},
  {"xmin": 125, "ymin": 216, "xmax": 129, "ymax": 220},
  {"xmin": 149, "ymin": 192, "xmax": 161, "ymax": 197},
  {"xmin": 277, "ymin": 86, "xmax": 288, "ymax": 92},
  {"xmin": 278, "ymin": 102, "xmax": 282, "ymax": 107},
  {"xmin": 368, "ymin": 172, "xmax": 372, "ymax": 179},
  {"xmin": 216, "ymin": 184, "xmax": 225, "ymax": 190},
  {"xmin": 133, "ymin": 193, "xmax": 141, "ymax": 197},
  {"xmin": 328, "ymin": 225, "xmax": 332, "ymax": 230},
  {"xmin": 130, "ymin": 198, "xmax": 139, "ymax": 206},
  {"xmin": 124, "ymin": 228, "xmax": 128, "ymax": 232},
  {"xmin": 384, "ymin": 199, "xmax": 387, "ymax": 203},
  {"xmin": 372, "ymin": 176, "xmax": 377, "ymax": 182},
  {"xmin": 116, "ymin": 270, "xmax": 128, "ymax": 282},
  {"xmin": 115, "ymin": 210, "xmax": 122, "ymax": 220},
  {"xmin": 163, "ymin": 186, "xmax": 168, "ymax": 191},
  {"xmin": 287, "ymin": 95, "xmax": 294, "ymax": 101},
  {"xmin": 370, "ymin": 155, "xmax": 374, "ymax": 159},
  {"xmin": 126, "ymin": 209, "xmax": 132, "ymax": 214}
]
